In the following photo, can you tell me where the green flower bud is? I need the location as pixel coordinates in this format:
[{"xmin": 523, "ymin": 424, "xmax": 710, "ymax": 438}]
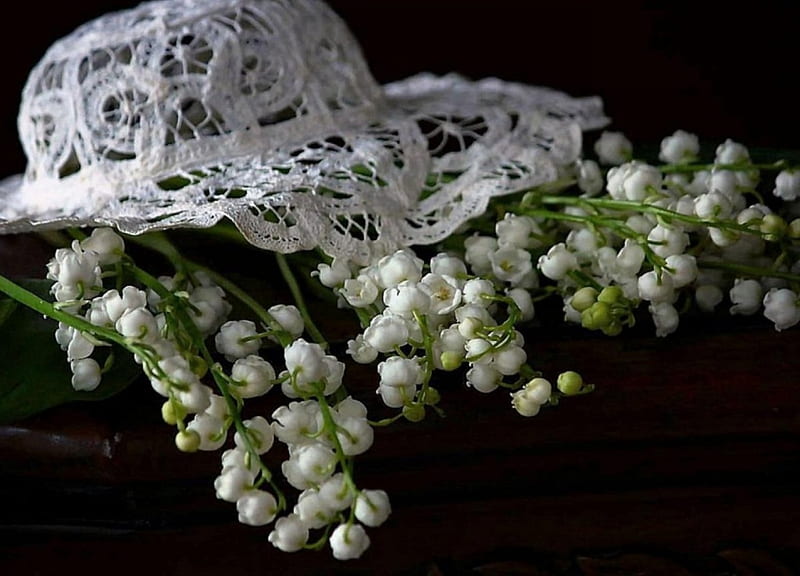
[
  {"xmin": 440, "ymin": 351, "xmax": 463, "ymax": 372},
  {"xmin": 423, "ymin": 387, "xmax": 441, "ymax": 406},
  {"xmin": 598, "ymin": 285, "xmax": 624, "ymax": 305},
  {"xmin": 788, "ymin": 218, "xmax": 800, "ymax": 239},
  {"xmin": 581, "ymin": 301, "xmax": 612, "ymax": 330},
  {"xmin": 402, "ymin": 403, "xmax": 426, "ymax": 422},
  {"xmin": 570, "ymin": 287, "xmax": 598, "ymax": 312},
  {"xmin": 161, "ymin": 399, "xmax": 186, "ymax": 425},
  {"xmin": 189, "ymin": 354, "xmax": 208, "ymax": 379},
  {"xmin": 175, "ymin": 429, "xmax": 201, "ymax": 453},
  {"xmin": 602, "ymin": 320, "xmax": 623, "ymax": 336},
  {"xmin": 761, "ymin": 214, "xmax": 787, "ymax": 241},
  {"xmin": 557, "ymin": 371, "xmax": 584, "ymax": 396}
]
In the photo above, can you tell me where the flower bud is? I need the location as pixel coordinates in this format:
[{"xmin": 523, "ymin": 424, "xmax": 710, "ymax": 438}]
[
  {"xmin": 557, "ymin": 371, "xmax": 583, "ymax": 396},
  {"xmin": 175, "ymin": 429, "xmax": 201, "ymax": 453}
]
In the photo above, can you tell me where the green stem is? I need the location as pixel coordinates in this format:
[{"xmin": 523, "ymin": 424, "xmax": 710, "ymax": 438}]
[
  {"xmin": 698, "ymin": 258, "xmax": 800, "ymax": 283},
  {"xmin": 412, "ymin": 310, "xmax": 435, "ymax": 406},
  {"xmin": 126, "ymin": 263, "xmax": 287, "ymax": 510},
  {"xmin": 196, "ymin": 265, "xmax": 292, "ymax": 347},
  {"xmin": 276, "ymin": 253, "xmax": 328, "ymax": 349},
  {"xmin": 659, "ymin": 160, "xmax": 786, "ymax": 174},
  {"xmin": 532, "ymin": 195, "xmax": 774, "ymax": 238},
  {"xmin": 0, "ymin": 273, "xmax": 125, "ymax": 347},
  {"xmin": 315, "ymin": 391, "xmax": 358, "ymax": 497},
  {"xmin": 126, "ymin": 232, "xmax": 293, "ymax": 347}
]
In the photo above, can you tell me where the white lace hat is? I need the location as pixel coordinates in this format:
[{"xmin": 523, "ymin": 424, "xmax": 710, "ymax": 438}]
[{"xmin": 0, "ymin": 0, "xmax": 608, "ymax": 262}]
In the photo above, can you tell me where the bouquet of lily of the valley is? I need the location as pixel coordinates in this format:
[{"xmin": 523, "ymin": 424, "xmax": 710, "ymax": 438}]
[{"xmin": 1, "ymin": 0, "xmax": 799, "ymax": 561}]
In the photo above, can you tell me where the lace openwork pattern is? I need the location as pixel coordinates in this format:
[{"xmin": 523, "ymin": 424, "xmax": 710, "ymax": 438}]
[{"xmin": 0, "ymin": 0, "xmax": 609, "ymax": 262}]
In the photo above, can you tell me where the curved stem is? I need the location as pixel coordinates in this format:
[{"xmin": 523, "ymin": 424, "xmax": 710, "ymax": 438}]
[
  {"xmin": 276, "ymin": 253, "xmax": 328, "ymax": 349},
  {"xmin": 0, "ymin": 273, "xmax": 125, "ymax": 347},
  {"xmin": 314, "ymin": 391, "xmax": 358, "ymax": 497},
  {"xmin": 412, "ymin": 310, "xmax": 435, "ymax": 406},
  {"xmin": 698, "ymin": 258, "xmax": 800, "ymax": 283},
  {"xmin": 127, "ymin": 262, "xmax": 287, "ymax": 510}
]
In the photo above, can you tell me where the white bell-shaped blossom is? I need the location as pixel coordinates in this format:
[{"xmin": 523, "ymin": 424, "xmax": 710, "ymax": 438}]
[
  {"xmin": 272, "ymin": 400, "xmax": 321, "ymax": 446},
  {"xmin": 354, "ymin": 489, "xmax": 391, "ymax": 527},
  {"xmin": 649, "ymin": 302, "xmax": 680, "ymax": 337},
  {"xmin": 294, "ymin": 489, "xmax": 335, "ymax": 529},
  {"xmin": 377, "ymin": 250, "xmax": 423, "ymax": 288},
  {"xmin": 773, "ymin": 169, "xmax": 800, "ymax": 201},
  {"xmin": 729, "ymin": 278, "xmax": 763, "ymax": 315},
  {"xmin": 116, "ymin": 307, "xmax": 160, "ymax": 343},
  {"xmin": 488, "ymin": 246, "xmax": 532, "ymax": 285},
  {"xmin": 537, "ymin": 243, "xmax": 578, "ymax": 281},
  {"xmin": 493, "ymin": 344, "xmax": 527, "ymax": 376},
  {"xmin": 664, "ymin": 254, "xmax": 698, "ymax": 288},
  {"xmin": 284, "ymin": 339, "xmax": 327, "ymax": 388},
  {"xmin": 461, "ymin": 278, "xmax": 495, "ymax": 307},
  {"xmin": 330, "ymin": 523, "xmax": 370, "ymax": 560},
  {"xmin": 214, "ymin": 465, "xmax": 255, "ymax": 503},
  {"xmin": 694, "ymin": 190, "xmax": 733, "ymax": 220},
  {"xmin": 763, "ymin": 288, "xmax": 800, "ymax": 331},
  {"xmin": 267, "ymin": 304, "xmax": 306, "ymax": 339},
  {"xmin": 335, "ymin": 416, "xmax": 374, "ymax": 456},
  {"xmin": 659, "ymin": 129, "xmax": 699, "ymax": 164},
  {"xmin": 466, "ymin": 364, "xmax": 501, "ymax": 393},
  {"xmin": 234, "ymin": 416, "xmax": 275, "ymax": 455},
  {"xmin": 594, "ymin": 131, "xmax": 632, "ymax": 165},
  {"xmin": 268, "ymin": 514, "xmax": 309, "ymax": 552},
  {"xmin": 715, "ymin": 138, "xmax": 750, "ymax": 165},
  {"xmin": 236, "ymin": 489, "xmax": 278, "ymax": 526},
  {"xmin": 377, "ymin": 356, "xmax": 422, "ymax": 388},
  {"xmin": 318, "ymin": 473, "xmax": 355, "ymax": 512},
  {"xmin": 383, "ymin": 281, "xmax": 431, "ymax": 317},
  {"xmin": 214, "ymin": 320, "xmax": 260, "ymax": 361},
  {"xmin": 231, "ymin": 355, "xmax": 276, "ymax": 398},
  {"xmin": 464, "ymin": 235, "xmax": 498, "ymax": 275},
  {"xmin": 495, "ymin": 213, "xmax": 539, "ymax": 249},
  {"xmin": 80, "ymin": 228, "xmax": 125, "ymax": 265},
  {"xmin": 647, "ymin": 224, "xmax": 689, "ymax": 258},
  {"xmin": 291, "ymin": 443, "xmax": 337, "ymax": 485},
  {"xmin": 506, "ymin": 287, "xmax": 535, "ymax": 322},
  {"xmin": 637, "ymin": 270, "xmax": 676, "ymax": 303},
  {"xmin": 103, "ymin": 286, "xmax": 148, "ymax": 323},
  {"xmin": 340, "ymin": 275, "xmax": 379, "ymax": 308},
  {"xmin": 363, "ymin": 313, "xmax": 409, "ymax": 353},
  {"xmin": 346, "ymin": 335, "xmax": 378, "ymax": 364},
  {"xmin": 695, "ymin": 284, "xmax": 724, "ymax": 312},
  {"xmin": 576, "ymin": 158, "xmax": 603, "ymax": 195},
  {"xmin": 70, "ymin": 358, "xmax": 102, "ymax": 391},
  {"xmin": 511, "ymin": 378, "xmax": 552, "ymax": 417},
  {"xmin": 186, "ymin": 411, "xmax": 227, "ymax": 451},
  {"xmin": 421, "ymin": 273, "xmax": 462, "ymax": 315},
  {"xmin": 314, "ymin": 258, "xmax": 352, "ymax": 288},
  {"xmin": 429, "ymin": 252, "xmax": 468, "ymax": 280}
]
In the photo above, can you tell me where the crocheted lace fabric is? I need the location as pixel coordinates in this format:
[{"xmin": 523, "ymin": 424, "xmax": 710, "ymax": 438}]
[{"xmin": 0, "ymin": 0, "xmax": 608, "ymax": 262}]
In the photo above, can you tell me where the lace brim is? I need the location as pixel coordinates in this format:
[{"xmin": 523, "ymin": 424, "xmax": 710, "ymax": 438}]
[{"xmin": 0, "ymin": 74, "xmax": 608, "ymax": 263}]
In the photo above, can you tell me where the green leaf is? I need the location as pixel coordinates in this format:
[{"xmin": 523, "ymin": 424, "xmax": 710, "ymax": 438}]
[
  {"xmin": 0, "ymin": 298, "xmax": 18, "ymax": 328},
  {"xmin": 0, "ymin": 279, "xmax": 141, "ymax": 424}
]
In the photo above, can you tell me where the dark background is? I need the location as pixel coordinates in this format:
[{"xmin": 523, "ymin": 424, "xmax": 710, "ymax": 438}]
[{"xmin": 1, "ymin": 1, "xmax": 798, "ymax": 180}]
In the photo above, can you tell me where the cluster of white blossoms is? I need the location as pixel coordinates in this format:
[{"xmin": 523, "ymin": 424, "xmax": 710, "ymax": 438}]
[
  {"xmin": 43, "ymin": 228, "xmax": 388, "ymax": 560},
  {"xmin": 27, "ymin": 126, "xmax": 800, "ymax": 562},
  {"xmin": 315, "ymin": 244, "xmax": 586, "ymax": 419},
  {"xmin": 513, "ymin": 130, "xmax": 800, "ymax": 336}
]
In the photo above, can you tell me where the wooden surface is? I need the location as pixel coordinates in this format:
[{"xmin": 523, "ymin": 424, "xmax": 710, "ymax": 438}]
[{"xmin": 1, "ymin": 236, "xmax": 799, "ymax": 575}]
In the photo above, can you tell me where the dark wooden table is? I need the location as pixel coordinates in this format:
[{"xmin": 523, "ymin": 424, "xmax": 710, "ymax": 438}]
[{"xmin": 1, "ymin": 234, "xmax": 799, "ymax": 575}]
